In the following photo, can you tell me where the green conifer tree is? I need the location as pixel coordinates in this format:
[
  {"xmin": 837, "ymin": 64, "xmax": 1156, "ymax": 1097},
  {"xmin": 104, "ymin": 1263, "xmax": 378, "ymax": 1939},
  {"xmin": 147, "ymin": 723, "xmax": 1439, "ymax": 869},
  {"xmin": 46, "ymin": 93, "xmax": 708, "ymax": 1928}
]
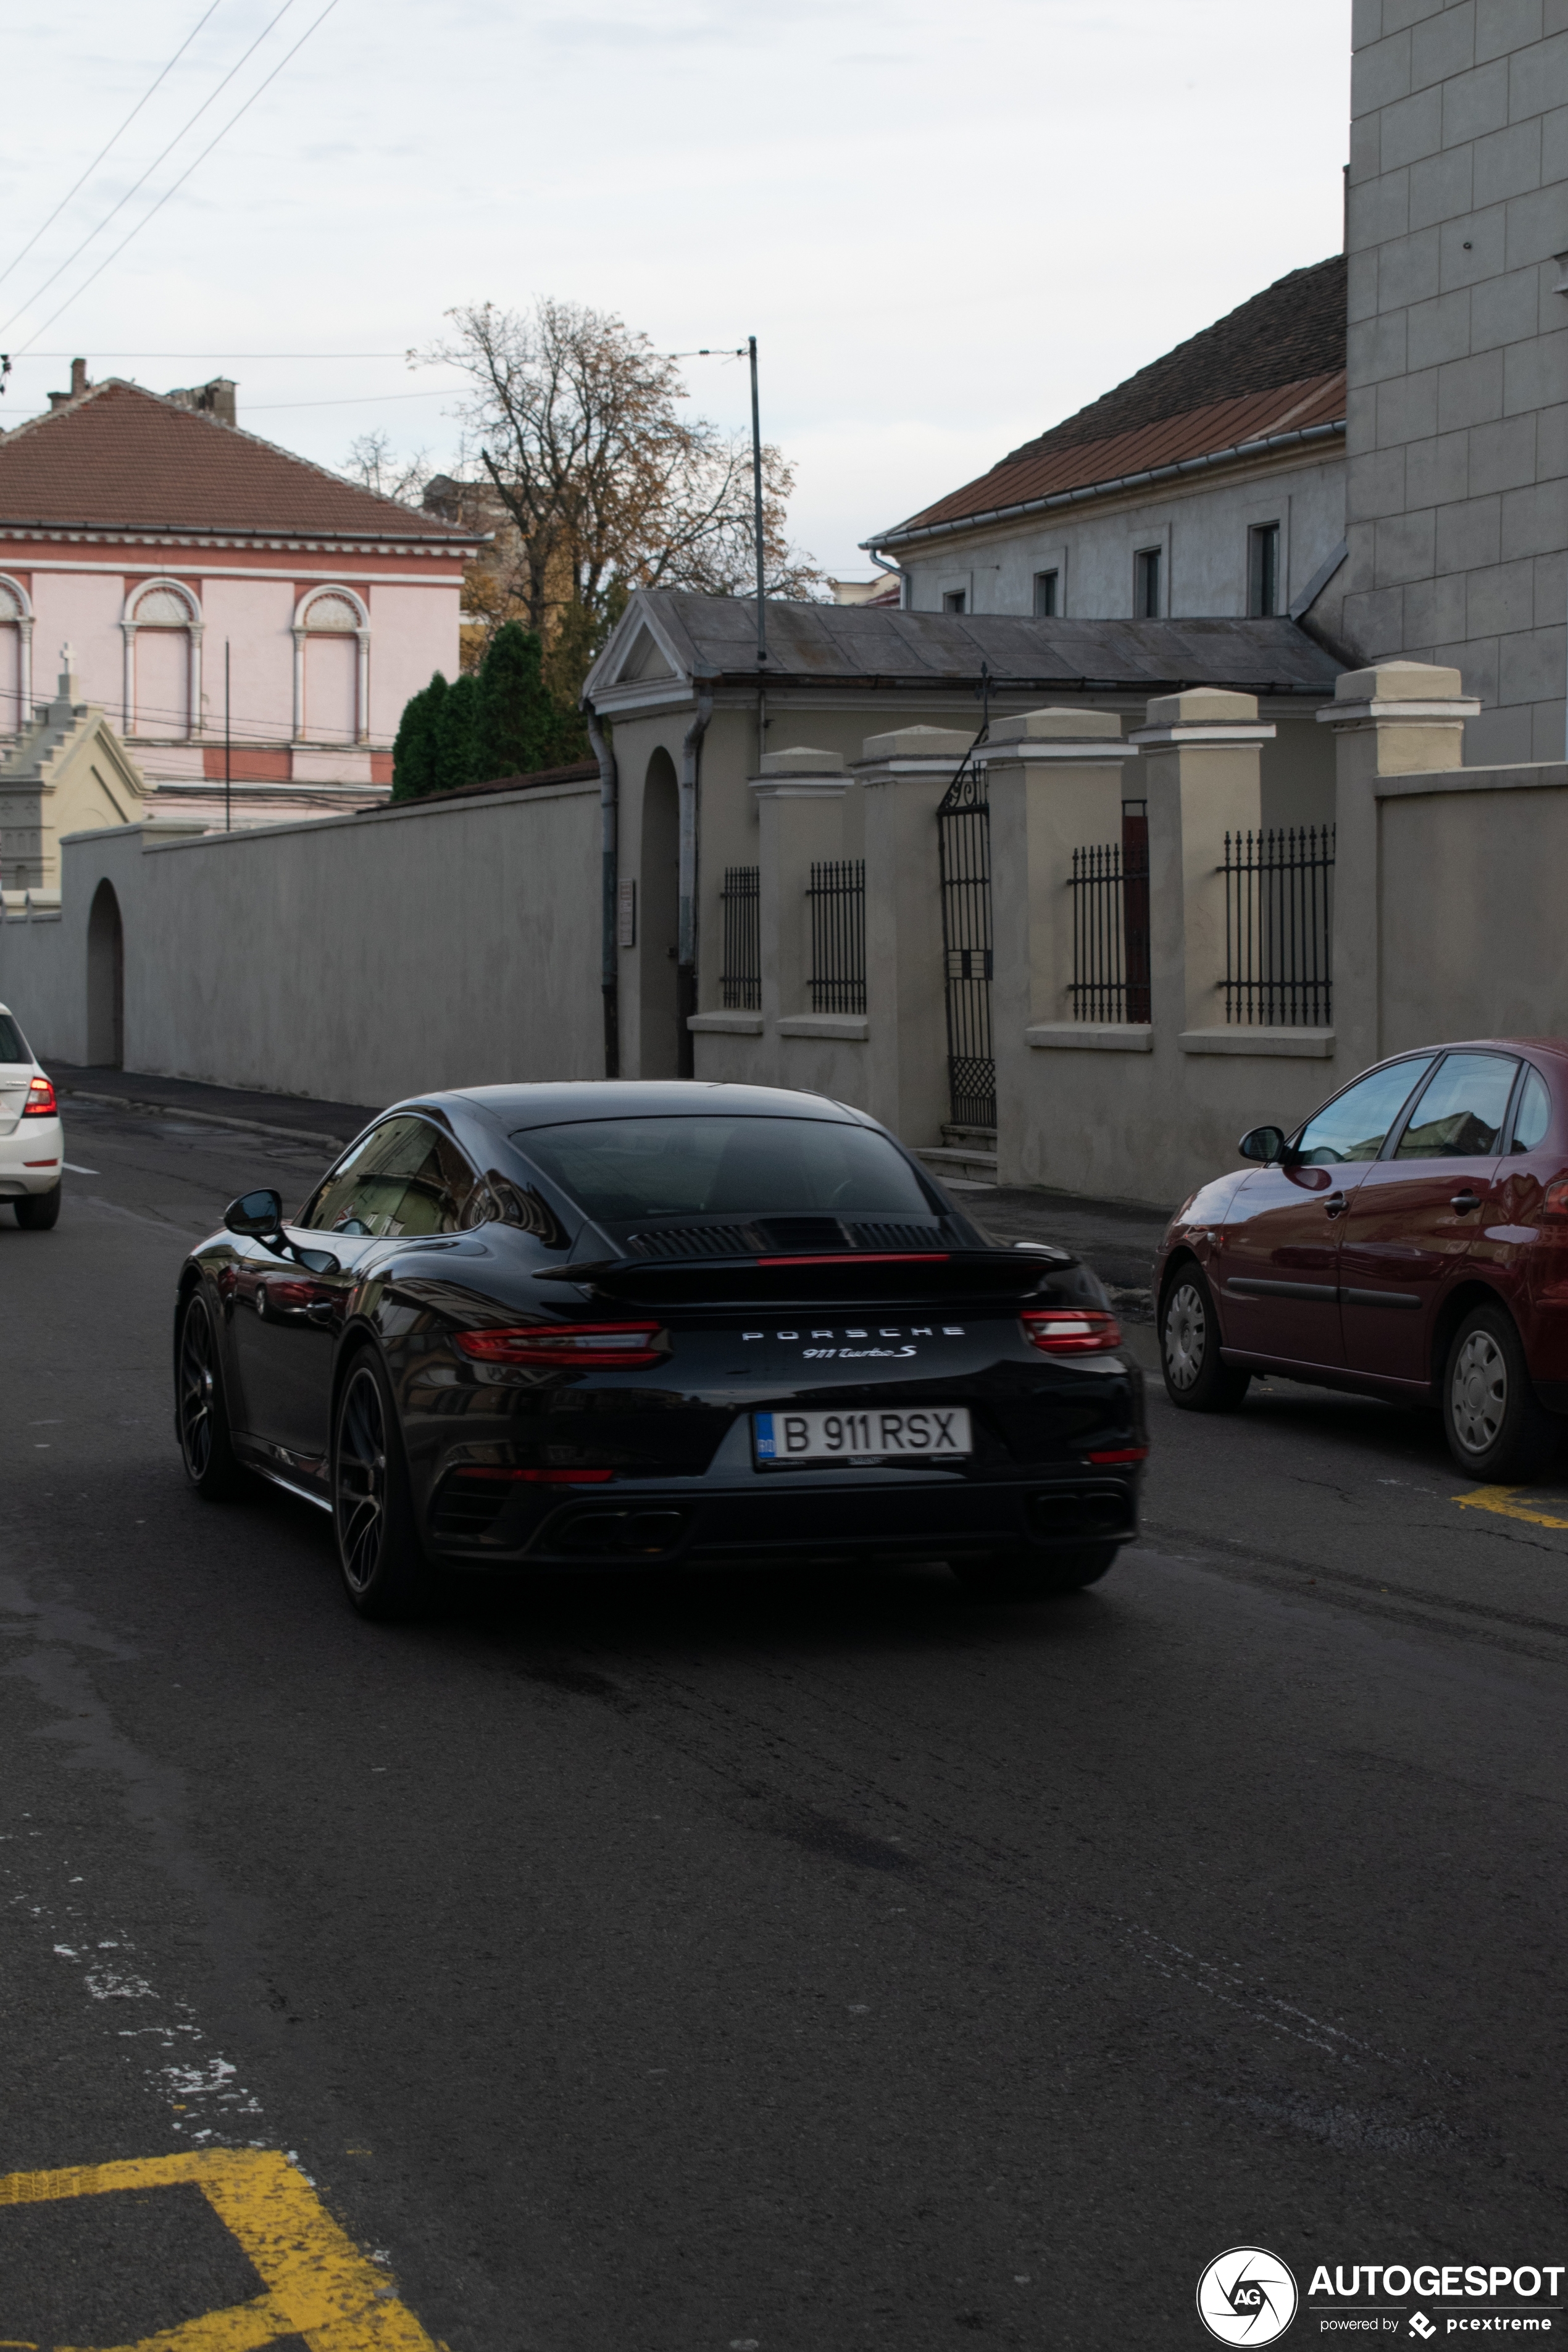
[
  {"xmin": 476, "ymin": 620, "xmax": 562, "ymax": 779},
  {"xmin": 390, "ymin": 675, "xmax": 441, "ymax": 799},
  {"xmin": 431, "ymin": 670, "xmax": 483, "ymax": 794}
]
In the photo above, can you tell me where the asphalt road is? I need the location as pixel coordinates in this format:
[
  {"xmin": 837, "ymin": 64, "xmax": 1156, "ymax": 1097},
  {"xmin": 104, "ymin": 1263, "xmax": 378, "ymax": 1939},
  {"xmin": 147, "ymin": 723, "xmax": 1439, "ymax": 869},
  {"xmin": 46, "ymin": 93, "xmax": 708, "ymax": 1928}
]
[{"xmin": 4, "ymin": 1094, "xmax": 1568, "ymax": 2349}]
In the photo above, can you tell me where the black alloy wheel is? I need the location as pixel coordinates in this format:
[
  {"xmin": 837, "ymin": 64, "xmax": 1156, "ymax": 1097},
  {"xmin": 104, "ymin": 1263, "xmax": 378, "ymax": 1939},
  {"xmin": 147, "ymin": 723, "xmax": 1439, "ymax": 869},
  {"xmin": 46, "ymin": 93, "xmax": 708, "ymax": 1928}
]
[
  {"xmin": 953, "ymin": 1541, "xmax": 1119, "ymax": 1601},
  {"xmin": 177, "ymin": 1288, "xmax": 244, "ymax": 1499},
  {"xmin": 332, "ymin": 1349, "xmax": 438, "ymax": 1619},
  {"xmin": 1442, "ymin": 1301, "xmax": 1561, "ymax": 1482},
  {"xmin": 15, "ymin": 1183, "xmax": 61, "ymax": 1230},
  {"xmin": 1160, "ymin": 1264, "xmax": 1251, "ymax": 1412}
]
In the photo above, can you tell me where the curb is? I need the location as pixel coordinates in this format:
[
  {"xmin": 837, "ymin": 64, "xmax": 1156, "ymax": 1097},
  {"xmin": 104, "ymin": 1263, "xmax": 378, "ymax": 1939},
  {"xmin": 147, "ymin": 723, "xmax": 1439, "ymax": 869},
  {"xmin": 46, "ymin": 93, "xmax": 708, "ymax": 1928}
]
[{"xmin": 60, "ymin": 1088, "xmax": 355, "ymax": 1156}]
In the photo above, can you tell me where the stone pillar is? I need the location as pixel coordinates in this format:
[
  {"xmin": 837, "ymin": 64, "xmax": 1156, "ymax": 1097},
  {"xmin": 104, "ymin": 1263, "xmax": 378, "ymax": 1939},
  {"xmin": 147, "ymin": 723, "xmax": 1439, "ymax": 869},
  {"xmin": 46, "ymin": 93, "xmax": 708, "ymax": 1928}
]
[
  {"xmin": 750, "ymin": 747, "xmax": 852, "ymax": 1047},
  {"xmin": 1127, "ymin": 688, "xmax": 1277, "ymax": 1046},
  {"xmin": 977, "ymin": 709, "xmax": 1138, "ymax": 1185},
  {"xmin": 853, "ymin": 724, "xmax": 974, "ymax": 1144},
  {"xmin": 1317, "ymin": 661, "xmax": 1479, "ymax": 1077}
]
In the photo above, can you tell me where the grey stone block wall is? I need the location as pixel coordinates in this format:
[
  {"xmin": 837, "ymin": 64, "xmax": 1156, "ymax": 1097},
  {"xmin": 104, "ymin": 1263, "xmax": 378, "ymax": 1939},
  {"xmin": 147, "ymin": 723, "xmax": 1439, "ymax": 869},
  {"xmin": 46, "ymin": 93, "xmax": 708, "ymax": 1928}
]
[{"xmin": 1345, "ymin": 0, "xmax": 1568, "ymax": 761}]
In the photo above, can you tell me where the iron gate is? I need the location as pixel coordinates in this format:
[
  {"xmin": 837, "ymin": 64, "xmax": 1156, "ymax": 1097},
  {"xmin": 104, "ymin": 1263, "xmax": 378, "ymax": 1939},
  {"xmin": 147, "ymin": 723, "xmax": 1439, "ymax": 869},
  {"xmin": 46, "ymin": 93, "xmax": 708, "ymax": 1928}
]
[{"xmin": 936, "ymin": 759, "xmax": 995, "ymax": 1128}]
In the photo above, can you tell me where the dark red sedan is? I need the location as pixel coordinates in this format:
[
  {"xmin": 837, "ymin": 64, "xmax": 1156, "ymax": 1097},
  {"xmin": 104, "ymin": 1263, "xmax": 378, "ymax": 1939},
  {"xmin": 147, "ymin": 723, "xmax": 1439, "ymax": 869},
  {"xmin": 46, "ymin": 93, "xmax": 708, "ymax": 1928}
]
[{"xmin": 1154, "ymin": 1039, "xmax": 1568, "ymax": 1478}]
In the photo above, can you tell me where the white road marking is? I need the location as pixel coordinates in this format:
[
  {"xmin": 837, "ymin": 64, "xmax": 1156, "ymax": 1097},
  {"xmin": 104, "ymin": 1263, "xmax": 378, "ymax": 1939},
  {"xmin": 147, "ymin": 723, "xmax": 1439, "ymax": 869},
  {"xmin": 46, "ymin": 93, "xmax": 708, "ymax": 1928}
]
[{"xmin": 64, "ymin": 1162, "xmax": 99, "ymax": 1174}]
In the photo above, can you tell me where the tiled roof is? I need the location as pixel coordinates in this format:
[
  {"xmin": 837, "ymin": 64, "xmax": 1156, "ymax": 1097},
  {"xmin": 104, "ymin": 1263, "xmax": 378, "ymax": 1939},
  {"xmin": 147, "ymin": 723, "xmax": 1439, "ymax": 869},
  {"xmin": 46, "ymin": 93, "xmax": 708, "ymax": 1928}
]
[
  {"xmin": 0, "ymin": 380, "xmax": 483, "ymax": 541},
  {"xmin": 877, "ymin": 255, "xmax": 1347, "ymax": 544},
  {"xmin": 587, "ymin": 589, "xmax": 1345, "ymax": 701}
]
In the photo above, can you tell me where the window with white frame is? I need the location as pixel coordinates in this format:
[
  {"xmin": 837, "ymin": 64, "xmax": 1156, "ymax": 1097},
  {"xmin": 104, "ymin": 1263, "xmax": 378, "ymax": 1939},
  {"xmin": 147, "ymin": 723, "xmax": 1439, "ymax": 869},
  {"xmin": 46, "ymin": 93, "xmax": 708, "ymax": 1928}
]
[
  {"xmin": 125, "ymin": 578, "xmax": 202, "ymax": 740},
  {"xmin": 1134, "ymin": 547, "xmax": 1162, "ymax": 620},
  {"xmin": 294, "ymin": 588, "xmax": 369, "ymax": 745},
  {"xmin": 1248, "ymin": 522, "xmax": 1281, "ymax": 617},
  {"xmin": 0, "ymin": 576, "xmax": 31, "ymax": 736}
]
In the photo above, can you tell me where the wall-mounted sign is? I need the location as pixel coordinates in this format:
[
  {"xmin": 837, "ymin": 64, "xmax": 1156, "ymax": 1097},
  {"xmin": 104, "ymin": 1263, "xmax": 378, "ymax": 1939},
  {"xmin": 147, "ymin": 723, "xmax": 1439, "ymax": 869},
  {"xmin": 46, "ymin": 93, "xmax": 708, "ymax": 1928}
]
[{"xmin": 617, "ymin": 878, "xmax": 636, "ymax": 948}]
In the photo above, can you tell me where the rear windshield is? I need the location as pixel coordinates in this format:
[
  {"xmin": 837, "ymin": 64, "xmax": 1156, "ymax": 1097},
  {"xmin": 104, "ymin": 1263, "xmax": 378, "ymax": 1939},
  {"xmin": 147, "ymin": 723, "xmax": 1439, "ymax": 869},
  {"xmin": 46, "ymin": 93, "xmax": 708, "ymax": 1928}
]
[
  {"xmin": 515, "ymin": 1115, "xmax": 933, "ymax": 1222},
  {"xmin": 0, "ymin": 1014, "xmax": 29, "ymax": 1064}
]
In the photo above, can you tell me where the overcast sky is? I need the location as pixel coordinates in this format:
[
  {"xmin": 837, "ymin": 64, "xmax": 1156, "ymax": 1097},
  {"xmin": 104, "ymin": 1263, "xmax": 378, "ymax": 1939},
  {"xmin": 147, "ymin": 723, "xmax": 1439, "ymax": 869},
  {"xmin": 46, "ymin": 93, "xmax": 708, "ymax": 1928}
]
[{"xmin": 0, "ymin": 0, "xmax": 1351, "ymax": 580}]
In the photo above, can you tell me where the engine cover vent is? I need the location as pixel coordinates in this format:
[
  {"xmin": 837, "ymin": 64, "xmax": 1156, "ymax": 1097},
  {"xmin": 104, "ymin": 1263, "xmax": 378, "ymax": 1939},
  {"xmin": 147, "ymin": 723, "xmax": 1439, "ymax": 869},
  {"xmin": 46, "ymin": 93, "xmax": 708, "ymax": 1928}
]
[
  {"xmin": 842, "ymin": 1220, "xmax": 948, "ymax": 1251},
  {"xmin": 627, "ymin": 1222, "xmax": 763, "ymax": 1259}
]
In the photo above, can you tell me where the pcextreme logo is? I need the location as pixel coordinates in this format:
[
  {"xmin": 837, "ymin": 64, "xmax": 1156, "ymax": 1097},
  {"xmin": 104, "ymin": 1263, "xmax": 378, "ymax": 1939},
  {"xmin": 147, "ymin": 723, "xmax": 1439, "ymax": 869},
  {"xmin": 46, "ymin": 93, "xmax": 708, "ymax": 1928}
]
[{"xmin": 1198, "ymin": 2248, "xmax": 1299, "ymax": 2344}]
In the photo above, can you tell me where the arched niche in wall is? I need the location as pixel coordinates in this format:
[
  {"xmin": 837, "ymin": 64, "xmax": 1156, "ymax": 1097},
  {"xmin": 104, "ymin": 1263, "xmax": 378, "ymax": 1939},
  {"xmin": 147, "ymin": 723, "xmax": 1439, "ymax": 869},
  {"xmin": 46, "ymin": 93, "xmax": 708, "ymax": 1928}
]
[
  {"xmin": 639, "ymin": 747, "xmax": 681, "ymax": 1079},
  {"xmin": 293, "ymin": 586, "xmax": 369, "ymax": 746},
  {"xmin": 86, "ymin": 877, "xmax": 125, "ymax": 1069},
  {"xmin": 123, "ymin": 578, "xmax": 202, "ymax": 740},
  {"xmin": 0, "ymin": 573, "xmax": 34, "ymax": 737}
]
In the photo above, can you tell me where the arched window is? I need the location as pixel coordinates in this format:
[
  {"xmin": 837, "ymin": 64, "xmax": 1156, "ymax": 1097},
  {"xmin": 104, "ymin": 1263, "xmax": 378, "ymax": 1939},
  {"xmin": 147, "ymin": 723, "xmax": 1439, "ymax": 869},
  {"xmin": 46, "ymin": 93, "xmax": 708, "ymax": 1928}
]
[
  {"xmin": 123, "ymin": 578, "xmax": 202, "ymax": 741},
  {"xmin": 293, "ymin": 586, "xmax": 369, "ymax": 746},
  {"xmin": 0, "ymin": 574, "xmax": 34, "ymax": 737}
]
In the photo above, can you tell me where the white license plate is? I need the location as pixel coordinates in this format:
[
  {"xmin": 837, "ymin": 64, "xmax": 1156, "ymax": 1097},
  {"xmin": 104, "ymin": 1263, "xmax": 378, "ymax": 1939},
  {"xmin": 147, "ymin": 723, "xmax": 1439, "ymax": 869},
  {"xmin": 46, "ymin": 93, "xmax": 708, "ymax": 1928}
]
[{"xmin": 753, "ymin": 1406, "xmax": 972, "ymax": 1466}]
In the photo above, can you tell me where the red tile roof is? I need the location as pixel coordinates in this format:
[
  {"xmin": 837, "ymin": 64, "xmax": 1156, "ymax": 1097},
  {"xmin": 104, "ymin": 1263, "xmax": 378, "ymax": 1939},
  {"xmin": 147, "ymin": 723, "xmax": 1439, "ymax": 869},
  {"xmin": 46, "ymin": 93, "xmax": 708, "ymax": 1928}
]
[
  {"xmin": 877, "ymin": 256, "xmax": 1347, "ymax": 545},
  {"xmin": 0, "ymin": 379, "xmax": 482, "ymax": 542}
]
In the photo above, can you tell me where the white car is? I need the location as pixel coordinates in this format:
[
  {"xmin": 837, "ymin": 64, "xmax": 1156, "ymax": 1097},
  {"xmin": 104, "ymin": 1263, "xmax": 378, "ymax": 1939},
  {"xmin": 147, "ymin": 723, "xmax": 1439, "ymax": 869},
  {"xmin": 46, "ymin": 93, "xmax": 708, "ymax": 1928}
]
[{"xmin": 0, "ymin": 1003, "xmax": 63, "ymax": 1228}]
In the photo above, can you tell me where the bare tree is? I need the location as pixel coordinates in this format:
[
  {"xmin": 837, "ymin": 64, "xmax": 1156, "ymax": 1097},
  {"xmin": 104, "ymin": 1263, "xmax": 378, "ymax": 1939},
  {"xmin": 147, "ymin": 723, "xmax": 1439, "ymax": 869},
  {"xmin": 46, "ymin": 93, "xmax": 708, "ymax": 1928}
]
[
  {"xmin": 419, "ymin": 301, "xmax": 822, "ymax": 670},
  {"xmin": 343, "ymin": 429, "xmax": 432, "ymax": 507}
]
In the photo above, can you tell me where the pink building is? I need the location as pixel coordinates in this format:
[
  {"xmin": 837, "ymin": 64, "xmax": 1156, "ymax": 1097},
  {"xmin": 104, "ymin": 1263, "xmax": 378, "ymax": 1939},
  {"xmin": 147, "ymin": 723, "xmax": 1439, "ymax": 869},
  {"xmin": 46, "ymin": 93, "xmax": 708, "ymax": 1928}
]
[{"xmin": 0, "ymin": 369, "xmax": 481, "ymax": 824}]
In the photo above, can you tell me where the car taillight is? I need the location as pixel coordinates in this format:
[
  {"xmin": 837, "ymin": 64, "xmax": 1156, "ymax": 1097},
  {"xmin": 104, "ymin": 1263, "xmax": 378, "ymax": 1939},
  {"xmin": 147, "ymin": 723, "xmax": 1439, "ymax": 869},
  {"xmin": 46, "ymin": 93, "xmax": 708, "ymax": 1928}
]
[
  {"xmin": 1543, "ymin": 1180, "xmax": 1568, "ymax": 1219},
  {"xmin": 454, "ymin": 1322, "xmax": 664, "ymax": 1367},
  {"xmin": 1020, "ymin": 1308, "xmax": 1122, "ymax": 1354},
  {"xmin": 1086, "ymin": 1445, "xmax": 1148, "ymax": 1464},
  {"xmin": 22, "ymin": 1075, "xmax": 56, "ymax": 1117}
]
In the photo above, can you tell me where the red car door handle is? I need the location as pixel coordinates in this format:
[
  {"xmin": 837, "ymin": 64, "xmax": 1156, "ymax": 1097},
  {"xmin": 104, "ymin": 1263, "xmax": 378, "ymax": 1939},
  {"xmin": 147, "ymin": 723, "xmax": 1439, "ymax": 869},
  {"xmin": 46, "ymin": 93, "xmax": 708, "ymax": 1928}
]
[
  {"xmin": 1325, "ymin": 1191, "xmax": 1346, "ymax": 1218},
  {"xmin": 1450, "ymin": 1189, "xmax": 1480, "ymax": 1212}
]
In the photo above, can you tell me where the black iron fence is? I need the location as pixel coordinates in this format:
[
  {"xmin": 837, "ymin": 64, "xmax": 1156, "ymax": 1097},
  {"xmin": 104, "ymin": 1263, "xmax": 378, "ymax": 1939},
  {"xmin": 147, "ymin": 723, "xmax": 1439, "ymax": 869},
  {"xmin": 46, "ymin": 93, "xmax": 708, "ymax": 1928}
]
[
  {"xmin": 1068, "ymin": 801, "xmax": 1151, "ymax": 1022},
  {"xmin": 720, "ymin": 864, "xmax": 761, "ymax": 1010},
  {"xmin": 807, "ymin": 859, "xmax": 866, "ymax": 1013},
  {"xmin": 938, "ymin": 763, "xmax": 995, "ymax": 1127},
  {"xmin": 1221, "ymin": 824, "xmax": 1335, "ymax": 1025}
]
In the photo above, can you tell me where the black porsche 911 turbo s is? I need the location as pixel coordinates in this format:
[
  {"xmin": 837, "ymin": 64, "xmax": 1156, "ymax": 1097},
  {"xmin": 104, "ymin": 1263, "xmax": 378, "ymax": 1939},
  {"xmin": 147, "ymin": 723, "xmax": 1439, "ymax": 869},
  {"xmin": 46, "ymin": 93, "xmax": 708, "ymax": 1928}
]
[{"xmin": 173, "ymin": 1082, "xmax": 1145, "ymax": 1617}]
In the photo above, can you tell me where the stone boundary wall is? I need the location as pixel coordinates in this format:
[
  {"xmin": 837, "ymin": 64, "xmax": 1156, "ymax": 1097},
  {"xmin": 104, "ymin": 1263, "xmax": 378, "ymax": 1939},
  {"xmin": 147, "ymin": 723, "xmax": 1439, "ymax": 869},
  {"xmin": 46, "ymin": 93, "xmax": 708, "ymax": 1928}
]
[{"xmin": 0, "ymin": 778, "xmax": 602, "ymax": 1110}]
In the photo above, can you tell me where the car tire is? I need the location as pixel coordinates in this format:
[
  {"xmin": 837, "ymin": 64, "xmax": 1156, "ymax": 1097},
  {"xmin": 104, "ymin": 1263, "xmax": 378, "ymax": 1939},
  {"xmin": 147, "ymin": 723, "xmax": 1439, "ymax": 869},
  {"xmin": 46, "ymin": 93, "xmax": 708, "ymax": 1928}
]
[
  {"xmin": 1160, "ymin": 1265, "xmax": 1251, "ymax": 1412},
  {"xmin": 953, "ymin": 1542, "xmax": 1118, "ymax": 1601},
  {"xmin": 15, "ymin": 1183, "xmax": 61, "ymax": 1230},
  {"xmin": 176, "ymin": 1287, "xmax": 246, "ymax": 1500},
  {"xmin": 332, "ymin": 1347, "xmax": 440, "ymax": 1620},
  {"xmin": 1441, "ymin": 1302, "xmax": 1561, "ymax": 1483}
]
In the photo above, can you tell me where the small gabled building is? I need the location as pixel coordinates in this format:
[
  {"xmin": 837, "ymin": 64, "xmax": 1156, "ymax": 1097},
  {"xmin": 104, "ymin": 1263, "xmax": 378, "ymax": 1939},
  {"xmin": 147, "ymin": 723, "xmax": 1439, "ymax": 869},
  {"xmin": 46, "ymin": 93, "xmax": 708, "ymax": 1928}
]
[
  {"xmin": 866, "ymin": 257, "xmax": 1348, "ymax": 644},
  {"xmin": 0, "ymin": 649, "xmax": 146, "ymax": 899},
  {"xmin": 0, "ymin": 370, "xmax": 484, "ymax": 825}
]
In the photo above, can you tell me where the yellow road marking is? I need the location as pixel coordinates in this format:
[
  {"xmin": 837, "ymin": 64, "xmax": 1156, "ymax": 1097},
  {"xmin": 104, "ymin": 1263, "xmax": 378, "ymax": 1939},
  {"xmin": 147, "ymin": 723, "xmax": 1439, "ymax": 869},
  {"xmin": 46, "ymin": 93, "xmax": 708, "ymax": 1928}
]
[
  {"xmin": 0, "ymin": 2150, "xmax": 441, "ymax": 2352},
  {"xmin": 1452, "ymin": 1483, "xmax": 1568, "ymax": 1529}
]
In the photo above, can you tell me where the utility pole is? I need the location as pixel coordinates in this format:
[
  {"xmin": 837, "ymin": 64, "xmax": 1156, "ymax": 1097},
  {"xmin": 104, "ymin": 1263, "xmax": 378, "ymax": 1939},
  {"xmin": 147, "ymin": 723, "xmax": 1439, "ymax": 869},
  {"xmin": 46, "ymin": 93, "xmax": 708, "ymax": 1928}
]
[
  {"xmin": 224, "ymin": 640, "xmax": 231, "ymax": 833},
  {"xmin": 748, "ymin": 335, "xmax": 766, "ymax": 669},
  {"xmin": 675, "ymin": 338, "xmax": 768, "ymax": 664}
]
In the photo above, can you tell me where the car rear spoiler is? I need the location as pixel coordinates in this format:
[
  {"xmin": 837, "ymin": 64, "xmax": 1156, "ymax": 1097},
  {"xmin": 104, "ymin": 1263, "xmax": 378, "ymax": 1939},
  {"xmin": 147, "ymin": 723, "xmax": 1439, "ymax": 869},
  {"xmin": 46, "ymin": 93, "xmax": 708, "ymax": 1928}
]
[{"xmin": 535, "ymin": 1244, "xmax": 1075, "ymax": 1306}]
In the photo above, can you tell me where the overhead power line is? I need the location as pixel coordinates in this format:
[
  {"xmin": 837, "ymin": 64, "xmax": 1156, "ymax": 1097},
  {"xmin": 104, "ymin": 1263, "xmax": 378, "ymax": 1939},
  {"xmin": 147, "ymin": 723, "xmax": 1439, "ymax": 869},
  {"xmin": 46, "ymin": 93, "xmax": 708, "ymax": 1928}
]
[
  {"xmin": 17, "ymin": 351, "xmax": 425, "ymax": 361},
  {"xmin": 12, "ymin": 0, "xmax": 344, "ymax": 357},
  {"xmin": 0, "ymin": 0, "xmax": 228, "ymax": 298},
  {"xmin": 0, "ymin": 0, "xmax": 301, "ymax": 345}
]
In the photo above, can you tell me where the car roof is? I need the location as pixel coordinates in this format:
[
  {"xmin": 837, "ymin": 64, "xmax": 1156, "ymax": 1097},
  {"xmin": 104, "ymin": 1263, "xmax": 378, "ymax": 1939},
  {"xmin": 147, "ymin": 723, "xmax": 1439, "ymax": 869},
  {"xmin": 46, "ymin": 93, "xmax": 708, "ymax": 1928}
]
[
  {"xmin": 1374, "ymin": 1038, "xmax": 1568, "ymax": 1064},
  {"xmin": 412, "ymin": 1080, "xmax": 878, "ymax": 1133}
]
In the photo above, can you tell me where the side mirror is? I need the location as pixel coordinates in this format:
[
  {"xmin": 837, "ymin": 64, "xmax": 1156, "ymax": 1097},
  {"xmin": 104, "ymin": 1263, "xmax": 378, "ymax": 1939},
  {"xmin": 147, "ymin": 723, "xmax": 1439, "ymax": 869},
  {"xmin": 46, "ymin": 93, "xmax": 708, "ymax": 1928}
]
[
  {"xmin": 225, "ymin": 1188, "xmax": 283, "ymax": 1238},
  {"xmin": 1238, "ymin": 1125, "xmax": 1287, "ymax": 1165}
]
